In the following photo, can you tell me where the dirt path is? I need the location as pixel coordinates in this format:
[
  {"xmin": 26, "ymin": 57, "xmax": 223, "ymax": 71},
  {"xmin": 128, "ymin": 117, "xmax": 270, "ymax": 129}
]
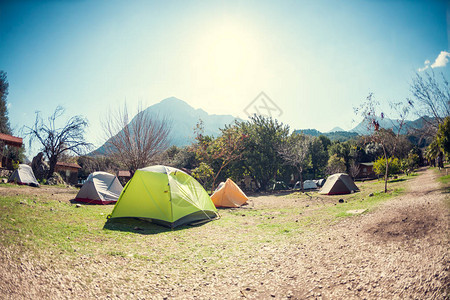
[
  {"xmin": 237, "ymin": 167, "xmax": 449, "ymax": 299},
  {"xmin": 0, "ymin": 168, "xmax": 448, "ymax": 299}
]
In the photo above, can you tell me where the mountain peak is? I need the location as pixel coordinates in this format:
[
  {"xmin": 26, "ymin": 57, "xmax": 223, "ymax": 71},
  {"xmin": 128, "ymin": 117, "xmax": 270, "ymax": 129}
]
[
  {"xmin": 159, "ymin": 97, "xmax": 188, "ymax": 105},
  {"xmin": 327, "ymin": 126, "xmax": 345, "ymax": 133}
]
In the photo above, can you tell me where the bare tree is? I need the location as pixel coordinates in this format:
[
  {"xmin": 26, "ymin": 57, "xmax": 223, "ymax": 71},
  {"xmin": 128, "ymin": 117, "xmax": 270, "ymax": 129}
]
[
  {"xmin": 408, "ymin": 71, "xmax": 450, "ymax": 134},
  {"xmin": 355, "ymin": 93, "xmax": 408, "ymax": 193},
  {"xmin": 102, "ymin": 103, "xmax": 172, "ymax": 175},
  {"xmin": 24, "ymin": 106, "xmax": 91, "ymax": 179},
  {"xmin": 349, "ymin": 160, "xmax": 360, "ymax": 180},
  {"xmin": 278, "ymin": 133, "xmax": 311, "ymax": 192}
]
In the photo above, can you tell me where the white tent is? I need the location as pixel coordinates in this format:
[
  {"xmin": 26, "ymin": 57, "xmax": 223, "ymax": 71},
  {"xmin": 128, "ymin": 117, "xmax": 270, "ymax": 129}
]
[
  {"xmin": 314, "ymin": 179, "xmax": 326, "ymax": 187},
  {"xmin": 303, "ymin": 180, "xmax": 318, "ymax": 190},
  {"xmin": 75, "ymin": 171, "xmax": 123, "ymax": 204},
  {"xmin": 8, "ymin": 164, "xmax": 39, "ymax": 187},
  {"xmin": 293, "ymin": 180, "xmax": 318, "ymax": 190}
]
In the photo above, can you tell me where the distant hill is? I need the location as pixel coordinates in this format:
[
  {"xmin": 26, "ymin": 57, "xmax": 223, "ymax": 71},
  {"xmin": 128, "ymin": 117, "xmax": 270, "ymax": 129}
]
[
  {"xmin": 350, "ymin": 116, "xmax": 432, "ymax": 135},
  {"xmin": 327, "ymin": 126, "xmax": 345, "ymax": 133},
  {"xmin": 294, "ymin": 129, "xmax": 359, "ymax": 142},
  {"xmin": 92, "ymin": 97, "xmax": 238, "ymax": 154}
]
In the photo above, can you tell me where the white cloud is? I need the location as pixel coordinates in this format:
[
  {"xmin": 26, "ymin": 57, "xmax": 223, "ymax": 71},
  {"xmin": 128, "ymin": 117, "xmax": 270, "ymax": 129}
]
[
  {"xmin": 418, "ymin": 51, "xmax": 450, "ymax": 72},
  {"xmin": 418, "ymin": 65, "xmax": 429, "ymax": 72},
  {"xmin": 418, "ymin": 58, "xmax": 431, "ymax": 71},
  {"xmin": 431, "ymin": 51, "xmax": 450, "ymax": 68}
]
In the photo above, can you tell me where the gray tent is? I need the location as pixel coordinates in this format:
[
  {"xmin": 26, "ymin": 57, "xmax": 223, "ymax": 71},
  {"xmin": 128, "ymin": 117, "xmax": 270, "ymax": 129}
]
[
  {"xmin": 8, "ymin": 164, "xmax": 40, "ymax": 187},
  {"xmin": 319, "ymin": 173, "xmax": 359, "ymax": 195},
  {"xmin": 293, "ymin": 180, "xmax": 318, "ymax": 190},
  {"xmin": 75, "ymin": 171, "xmax": 123, "ymax": 204}
]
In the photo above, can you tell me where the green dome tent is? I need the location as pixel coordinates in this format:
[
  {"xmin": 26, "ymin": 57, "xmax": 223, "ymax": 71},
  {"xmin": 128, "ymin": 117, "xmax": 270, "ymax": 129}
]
[{"xmin": 108, "ymin": 165, "xmax": 218, "ymax": 228}]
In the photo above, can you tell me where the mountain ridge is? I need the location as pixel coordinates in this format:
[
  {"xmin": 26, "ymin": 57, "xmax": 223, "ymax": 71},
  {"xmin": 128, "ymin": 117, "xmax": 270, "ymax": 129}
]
[
  {"xmin": 92, "ymin": 97, "xmax": 239, "ymax": 154},
  {"xmin": 92, "ymin": 97, "xmax": 431, "ymax": 155}
]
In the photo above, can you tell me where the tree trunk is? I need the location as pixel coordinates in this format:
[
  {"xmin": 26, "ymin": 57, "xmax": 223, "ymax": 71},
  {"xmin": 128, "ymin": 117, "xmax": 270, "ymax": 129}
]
[
  {"xmin": 382, "ymin": 145, "xmax": 388, "ymax": 193},
  {"xmin": 298, "ymin": 167, "xmax": 304, "ymax": 193},
  {"xmin": 47, "ymin": 156, "xmax": 58, "ymax": 180}
]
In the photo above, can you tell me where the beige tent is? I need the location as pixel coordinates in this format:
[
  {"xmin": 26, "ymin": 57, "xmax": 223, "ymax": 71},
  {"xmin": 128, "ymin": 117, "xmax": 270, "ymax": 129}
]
[
  {"xmin": 9, "ymin": 164, "xmax": 39, "ymax": 187},
  {"xmin": 211, "ymin": 178, "xmax": 248, "ymax": 207},
  {"xmin": 75, "ymin": 171, "xmax": 123, "ymax": 204},
  {"xmin": 319, "ymin": 173, "xmax": 359, "ymax": 195}
]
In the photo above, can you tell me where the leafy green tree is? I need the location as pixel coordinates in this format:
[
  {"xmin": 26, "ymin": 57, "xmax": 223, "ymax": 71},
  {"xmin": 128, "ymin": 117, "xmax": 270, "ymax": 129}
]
[
  {"xmin": 192, "ymin": 162, "xmax": 214, "ymax": 189},
  {"xmin": 400, "ymin": 152, "xmax": 419, "ymax": 175},
  {"xmin": 373, "ymin": 157, "xmax": 401, "ymax": 177},
  {"xmin": 0, "ymin": 71, "xmax": 11, "ymax": 134},
  {"xmin": 237, "ymin": 115, "xmax": 290, "ymax": 191},
  {"xmin": 195, "ymin": 124, "xmax": 245, "ymax": 192},
  {"xmin": 424, "ymin": 139, "xmax": 440, "ymax": 166},
  {"xmin": 328, "ymin": 141, "xmax": 351, "ymax": 172},
  {"xmin": 437, "ymin": 116, "xmax": 450, "ymax": 156},
  {"xmin": 326, "ymin": 154, "xmax": 346, "ymax": 174},
  {"xmin": 308, "ymin": 136, "xmax": 328, "ymax": 178},
  {"xmin": 318, "ymin": 135, "xmax": 331, "ymax": 152}
]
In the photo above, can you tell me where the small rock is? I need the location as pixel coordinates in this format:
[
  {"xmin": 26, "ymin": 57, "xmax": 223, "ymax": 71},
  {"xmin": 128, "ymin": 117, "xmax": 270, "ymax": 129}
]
[
  {"xmin": 75, "ymin": 204, "xmax": 81, "ymax": 208},
  {"xmin": 50, "ymin": 208, "xmax": 54, "ymax": 211},
  {"xmin": 241, "ymin": 214, "xmax": 246, "ymax": 217},
  {"xmin": 338, "ymin": 199, "xmax": 344, "ymax": 203},
  {"xmin": 305, "ymin": 205, "xmax": 309, "ymax": 207},
  {"xmin": 369, "ymin": 193, "xmax": 374, "ymax": 197}
]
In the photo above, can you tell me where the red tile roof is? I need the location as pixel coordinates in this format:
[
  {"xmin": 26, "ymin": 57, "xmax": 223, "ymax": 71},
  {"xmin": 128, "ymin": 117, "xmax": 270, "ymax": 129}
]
[
  {"xmin": 56, "ymin": 162, "xmax": 81, "ymax": 169},
  {"xmin": 0, "ymin": 133, "xmax": 23, "ymax": 147}
]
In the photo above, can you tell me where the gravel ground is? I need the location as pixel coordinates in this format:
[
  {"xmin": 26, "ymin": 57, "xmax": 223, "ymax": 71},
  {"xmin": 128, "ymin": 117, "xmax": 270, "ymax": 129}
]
[{"xmin": 0, "ymin": 167, "xmax": 448, "ymax": 299}]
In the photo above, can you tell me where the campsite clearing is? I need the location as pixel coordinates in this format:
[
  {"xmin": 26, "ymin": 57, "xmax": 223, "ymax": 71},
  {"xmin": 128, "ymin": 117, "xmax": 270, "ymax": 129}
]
[{"xmin": 0, "ymin": 167, "xmax": 448, "ymax": 299}]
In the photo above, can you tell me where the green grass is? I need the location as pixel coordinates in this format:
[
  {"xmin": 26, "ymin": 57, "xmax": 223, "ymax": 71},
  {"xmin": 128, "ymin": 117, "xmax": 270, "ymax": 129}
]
[
  {"xmin": 437, "ymin": 174, "xmax": 450, "ymax": 185},
  {"xmin": 0, "ymin": 173, "xmax": 413, "ymax": 272}
]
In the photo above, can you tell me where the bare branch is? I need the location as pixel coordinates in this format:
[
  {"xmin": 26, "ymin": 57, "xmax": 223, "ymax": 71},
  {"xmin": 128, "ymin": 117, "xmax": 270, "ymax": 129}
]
[{"xmin": 102, "ymin": 102, "xmax": 172, "ymax": 174}]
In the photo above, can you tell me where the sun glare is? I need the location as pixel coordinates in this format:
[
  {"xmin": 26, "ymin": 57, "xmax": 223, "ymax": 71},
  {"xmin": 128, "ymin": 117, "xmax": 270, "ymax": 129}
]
[{"xmin": 192, "ymin": 20, "xmax": 261, "ymax": 86}]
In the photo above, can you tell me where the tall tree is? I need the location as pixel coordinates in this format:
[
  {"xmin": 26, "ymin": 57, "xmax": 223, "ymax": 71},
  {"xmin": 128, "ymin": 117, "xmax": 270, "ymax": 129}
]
[
  {"xmin": 409, "ymin": 71, "xmax": 450, "ymax": 134},
  {"xmin": 278, "ymin": 133, "xmax": 311, "ymax": 192},
  {"xmin": 237, "ymin": 115, "xmax": 290, "ymax": 191},
  {"xmin": 355, "ymin": 93, "xmax": 408, "ymax": 192},
  {"xmin": 194, "ymin": 123, "xmax": 246, "ymax": 192},
  {"xmin": 308, "ymin": 136, "xmax": 328, "ymax": 178},
  {"xmin": 102, "ymin": 103, "xmax": 172, "ymax": 175},
  {"xmin": 24, "ymin": 106, "xmax": 91, "ymax": 179},
  {"xmin": 0, "ymin": 71, "xmax": 11, "ymax": 134},
  {"xmin": 436, "ymin": 116, "xmax": 450, "ymax": 156}
]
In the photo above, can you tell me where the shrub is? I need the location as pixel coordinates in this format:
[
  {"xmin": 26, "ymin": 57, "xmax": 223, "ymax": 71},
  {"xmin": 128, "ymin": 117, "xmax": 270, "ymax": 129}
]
[{"xmin": 373, "ymin": 157, "xmax": 401, "ymax": 176}]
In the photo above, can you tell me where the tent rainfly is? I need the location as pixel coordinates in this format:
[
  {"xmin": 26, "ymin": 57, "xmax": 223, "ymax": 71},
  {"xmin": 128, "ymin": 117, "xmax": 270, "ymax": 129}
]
[
  {"xmin": 75, "ymin": 171, "xmax": 123, "ymax": 204},
  {"xmin": 303, "ymin": 180, "xmax": 318, "ymax": 190},
  {"xmin": 211, "ymin": 178, "xmax": 248, "ymax": 207},
  {"xmin": 294, "ymin": 180, "xmax": 318, "ymax": 190},
  {"xmin": 8, "ymin": 164, "xmax": 39, "ymax": 187},
  {"xmin": 319, "ymin": 173, "xmax": 359, "ymax": 195},
  {"xmin": 108, "ymin": 165, "xmax": 218, "ymax": 228}
]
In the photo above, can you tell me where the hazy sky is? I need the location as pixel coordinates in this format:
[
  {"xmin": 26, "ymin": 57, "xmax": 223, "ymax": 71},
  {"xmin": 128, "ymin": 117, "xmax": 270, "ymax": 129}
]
[{"xmin": 0, "ymin": 0, "xmax": 449, "ymax": 153}]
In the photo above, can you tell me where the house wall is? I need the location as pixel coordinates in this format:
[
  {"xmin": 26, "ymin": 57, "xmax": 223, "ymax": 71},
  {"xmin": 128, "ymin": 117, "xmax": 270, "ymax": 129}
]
[{"xmin": 55, "ymin": 166, "xmax": 79, "ymax": 185}]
